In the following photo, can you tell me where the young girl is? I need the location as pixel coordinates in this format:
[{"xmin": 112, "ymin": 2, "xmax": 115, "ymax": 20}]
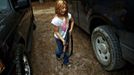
[{"xmin": 51, "ymin": 0, "xmax": 74, "ymax": 66}]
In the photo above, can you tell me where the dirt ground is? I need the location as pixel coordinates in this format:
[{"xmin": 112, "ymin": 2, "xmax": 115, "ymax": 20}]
[{"xmin": 31, "ymin": 2, "xmax": 134, "ymax": 75}]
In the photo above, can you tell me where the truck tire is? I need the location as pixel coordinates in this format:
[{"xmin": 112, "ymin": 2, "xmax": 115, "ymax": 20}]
[
  {"xmin": 91, "ymin": 25, "xmax": 125, "ymax": 71},
  {"xmin": 16, "ymin": 44, "xmax": 32, "ymax": 75}
]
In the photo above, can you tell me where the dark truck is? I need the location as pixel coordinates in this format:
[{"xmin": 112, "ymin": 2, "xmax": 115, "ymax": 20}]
[
  {"xmin": 67, "ymin": 0, "xmax": 134, "ymax": 71},
  {"xmin": 0, "ymin": 0, "xmax": 35, "ymax": 74}
]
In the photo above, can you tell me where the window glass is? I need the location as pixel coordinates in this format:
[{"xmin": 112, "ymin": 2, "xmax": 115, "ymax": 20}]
[{"xmin": 0, "ymin": 0, "xmax": 9, "ymax": 12}]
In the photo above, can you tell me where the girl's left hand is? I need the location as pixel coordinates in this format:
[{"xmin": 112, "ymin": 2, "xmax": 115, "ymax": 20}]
[{"xmin": 69, "ymin": 30, "xmax": 72, "ymax": 36}]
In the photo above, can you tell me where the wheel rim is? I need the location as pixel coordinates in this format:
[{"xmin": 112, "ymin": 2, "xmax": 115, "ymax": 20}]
[
  {"xmin": 95, "ymin": 36, "xmax": 110, "ymax": 65},
  {"xmin": 23, "ymin": 55, "xmax": 31, "ymax": 75}
]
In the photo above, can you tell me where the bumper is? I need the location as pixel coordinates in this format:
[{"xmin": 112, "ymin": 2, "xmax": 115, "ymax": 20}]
[
  {"xmin": 119, "ymin": 30, "xmax": 134, "ymax": 64},
  {"xmin": 121, "ymin": 43, "xmax": 134, "ymax": 64}
]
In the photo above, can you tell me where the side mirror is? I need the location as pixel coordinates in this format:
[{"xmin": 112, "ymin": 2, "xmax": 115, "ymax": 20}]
[{"xmin": 15, "ymin": 0, "xmax": 30, "ymax": 9}]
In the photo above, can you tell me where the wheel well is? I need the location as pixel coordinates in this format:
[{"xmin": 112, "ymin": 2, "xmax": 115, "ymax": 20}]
[
  {"xmin": 89, "ymin": 17, "xmax": 120, "ymax": 42},
  {"xmin": 90, "ymin": 17, "xmax": 109, "ymax": 33}
]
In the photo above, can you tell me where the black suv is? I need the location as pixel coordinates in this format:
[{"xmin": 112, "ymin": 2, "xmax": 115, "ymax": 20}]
[
  {"xmin": 68, "ymin": 0, "xmax": 134, "ymax": 71},
  {"xmin": 0, "ymin": 0, "xmax": 35, "ymax": 74}
]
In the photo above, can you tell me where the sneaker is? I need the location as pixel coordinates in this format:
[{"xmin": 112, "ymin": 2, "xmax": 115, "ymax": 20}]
[
  {"xmin": 64, "ymin": 63, "xmax": 72, "ymax": 68},
  {"xmin": 56, "ymin": 57, "xmax": 62, "ymax": 61},
  {"xmin": 66, "ymin": 63, "xmax": 71, "ymax": 67}
]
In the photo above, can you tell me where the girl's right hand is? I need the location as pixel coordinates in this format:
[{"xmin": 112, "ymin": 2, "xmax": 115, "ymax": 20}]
[{"xmin": 62, "ymin": 40, "xmax": 66, "ymax": 45}]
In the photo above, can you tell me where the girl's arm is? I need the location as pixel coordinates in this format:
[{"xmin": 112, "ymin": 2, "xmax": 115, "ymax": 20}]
[
  {"xmin": 54, "ymin": 25, "xmax": 65, "ymax": 45},
  {"xmin": 69, "ymin": 17, "xmax": 74, "ymax": 33}
]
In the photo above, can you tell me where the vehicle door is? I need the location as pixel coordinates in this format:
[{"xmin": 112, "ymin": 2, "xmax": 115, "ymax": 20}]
[
  {"xmin": 0, "ymin": 0, "xmax": 23, "ymax": 74},
  {"xmin": 77, "ymin": 0, "xmax": 93, "ymax": 33}
]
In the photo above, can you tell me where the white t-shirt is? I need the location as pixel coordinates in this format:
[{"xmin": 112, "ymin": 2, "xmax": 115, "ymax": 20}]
[{"xmin": 51, "ymin": 13, "xmax": 72, "ymax": 39}]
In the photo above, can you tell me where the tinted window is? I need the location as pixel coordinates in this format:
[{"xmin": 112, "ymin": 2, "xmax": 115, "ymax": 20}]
[{"xmin": 0, "ymin": 0, "xmax": 9, "ymax": 12}]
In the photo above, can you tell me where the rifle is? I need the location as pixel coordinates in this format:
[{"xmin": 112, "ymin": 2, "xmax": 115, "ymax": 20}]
[{"xmin": 62, "ymin": 20, "xmax": 73, "ymax": 58}]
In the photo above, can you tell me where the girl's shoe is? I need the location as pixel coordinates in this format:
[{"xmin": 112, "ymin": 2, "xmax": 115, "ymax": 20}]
[
  {"xmin": 66, "ymin": 63, "xmax": 71, "ymax": 67},
  {"xmin": 56, "ymin": 57, "xmax": 62, "ymax": 61},
  {"xmin": 62, "ymin": 62, "xmax": 72, "ymax": 68}
]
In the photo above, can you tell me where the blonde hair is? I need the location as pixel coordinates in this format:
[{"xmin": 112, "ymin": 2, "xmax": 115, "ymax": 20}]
[{"xmin": 55, "ymin": 0, "xmax": 68, "ymax": 17}]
